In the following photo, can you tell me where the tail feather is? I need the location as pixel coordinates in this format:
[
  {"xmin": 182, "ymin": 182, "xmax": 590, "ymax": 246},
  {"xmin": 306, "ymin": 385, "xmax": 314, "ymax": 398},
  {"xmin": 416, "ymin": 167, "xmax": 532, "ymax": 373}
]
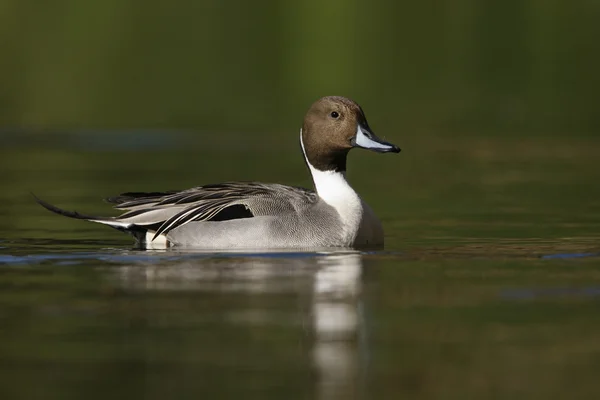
[
  {"xmin": 33, "ymin": 194, "xmax": 133, "ymax": 230},
  {"xmin": 33, "ymin": 194, "xmax": 171, "ymax": 248}
]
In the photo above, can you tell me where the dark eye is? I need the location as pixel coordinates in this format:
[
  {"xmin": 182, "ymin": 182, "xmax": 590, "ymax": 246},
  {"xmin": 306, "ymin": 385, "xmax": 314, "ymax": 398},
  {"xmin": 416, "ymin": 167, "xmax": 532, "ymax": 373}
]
[{"xmin": 330, "ymin": 111, "xmax": 339, "ymax": 118}]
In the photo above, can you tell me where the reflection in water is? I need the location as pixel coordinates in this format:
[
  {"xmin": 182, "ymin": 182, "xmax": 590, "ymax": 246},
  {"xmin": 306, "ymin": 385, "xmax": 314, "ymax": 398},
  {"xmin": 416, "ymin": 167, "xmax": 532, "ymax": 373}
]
[
  {"xmin": 114, "ymin": 251, "xmax": 364, "ymax": 400},
  {"xmin": 312, "ymin": 254, "xmax": 363, "ymax": 400}
]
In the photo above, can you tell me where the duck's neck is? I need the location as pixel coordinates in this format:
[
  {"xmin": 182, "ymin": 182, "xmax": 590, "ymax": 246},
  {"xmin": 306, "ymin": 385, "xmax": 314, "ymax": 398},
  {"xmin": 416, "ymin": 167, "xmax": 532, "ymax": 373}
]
[
  {"xmin": 309, "ymin": 168, "xmax": 355, "ymax": 204},
  {"xmin": 300, "ymin": 130, "xmax": 363, "ymax": 237}
]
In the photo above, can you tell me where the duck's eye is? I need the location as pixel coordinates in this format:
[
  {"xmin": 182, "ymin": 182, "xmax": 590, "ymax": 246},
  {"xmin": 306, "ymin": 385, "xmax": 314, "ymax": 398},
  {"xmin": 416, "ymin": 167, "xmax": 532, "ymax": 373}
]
[{"xmin": 330, "ymin": 111, "xmax": 339, "ymax": 119}]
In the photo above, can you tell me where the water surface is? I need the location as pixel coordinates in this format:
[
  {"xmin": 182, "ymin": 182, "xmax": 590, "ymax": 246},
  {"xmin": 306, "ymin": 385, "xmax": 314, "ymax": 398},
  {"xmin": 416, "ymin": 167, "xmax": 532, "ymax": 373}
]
[{"xmin": 1, "ymin": 133, "xmax": 599, "ymax": 399}]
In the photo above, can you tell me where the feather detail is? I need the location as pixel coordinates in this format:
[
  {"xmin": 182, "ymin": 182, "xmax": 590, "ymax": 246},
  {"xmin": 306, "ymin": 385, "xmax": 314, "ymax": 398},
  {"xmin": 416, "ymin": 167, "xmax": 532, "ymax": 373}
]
[
  {"xmin": 34, "ymin": 182, "xmax": 317, "ymax": 243},
  {"xmin": 111, "ymin": 182, "xmax": 316, "ymax": 242}
]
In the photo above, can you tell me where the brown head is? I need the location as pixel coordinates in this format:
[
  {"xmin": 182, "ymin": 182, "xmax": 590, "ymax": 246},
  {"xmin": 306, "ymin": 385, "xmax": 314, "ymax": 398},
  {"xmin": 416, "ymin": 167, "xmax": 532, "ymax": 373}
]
[{"xmin": 300, "ymin": 96, "xmax": 400, "ymax": 172}]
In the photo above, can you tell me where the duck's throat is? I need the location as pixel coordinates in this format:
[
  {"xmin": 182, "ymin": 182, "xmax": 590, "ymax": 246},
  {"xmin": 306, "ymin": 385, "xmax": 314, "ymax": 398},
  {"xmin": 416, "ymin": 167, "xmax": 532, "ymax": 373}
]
[
  {"xmin": 309, "ymin": 150, "xmax": 348, "ymax": 173},
  {"xmin": 299, "ymin": 128, "xmax": 348, "ymax": 173},
  {"xmin": 299, "ymin": 128, "xmax": 353, "ymax": 197}
]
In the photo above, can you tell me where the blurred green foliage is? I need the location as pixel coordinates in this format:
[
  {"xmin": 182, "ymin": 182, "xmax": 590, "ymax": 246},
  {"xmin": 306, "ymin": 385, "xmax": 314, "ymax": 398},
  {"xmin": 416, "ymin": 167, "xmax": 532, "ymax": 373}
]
[{"xmin": 0, "ymin": 0, "xmax": 598, "ymax": 135}]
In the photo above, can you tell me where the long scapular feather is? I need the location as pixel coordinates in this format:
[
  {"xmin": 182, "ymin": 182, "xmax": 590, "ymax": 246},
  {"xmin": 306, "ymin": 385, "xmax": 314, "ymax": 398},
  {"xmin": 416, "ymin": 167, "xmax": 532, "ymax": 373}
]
[{"xmin": 152, "ymin": 199, "xmax": 236, "ymax": 239}]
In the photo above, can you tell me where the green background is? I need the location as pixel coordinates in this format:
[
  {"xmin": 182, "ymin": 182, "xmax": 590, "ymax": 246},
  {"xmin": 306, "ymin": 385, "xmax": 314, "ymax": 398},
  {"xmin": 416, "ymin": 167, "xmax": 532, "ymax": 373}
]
[{"xmin": 1, "ymin": 0, "xmax": 598, "ymax": 135}]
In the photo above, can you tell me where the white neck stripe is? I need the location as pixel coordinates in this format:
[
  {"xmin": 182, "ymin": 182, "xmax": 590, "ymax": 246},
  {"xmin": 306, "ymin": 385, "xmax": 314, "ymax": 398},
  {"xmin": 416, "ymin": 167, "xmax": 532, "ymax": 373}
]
[{"xmin": 300, "ymin": 129, "xmax": 363, "ymax": 243}]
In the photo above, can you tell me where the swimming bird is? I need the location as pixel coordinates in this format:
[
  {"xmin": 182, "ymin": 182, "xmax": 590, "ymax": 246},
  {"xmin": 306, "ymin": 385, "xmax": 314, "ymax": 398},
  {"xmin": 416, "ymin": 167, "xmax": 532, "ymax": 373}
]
[{"xmin": 35, "ymin": 96, "xmax": 400, "ymax": 249}]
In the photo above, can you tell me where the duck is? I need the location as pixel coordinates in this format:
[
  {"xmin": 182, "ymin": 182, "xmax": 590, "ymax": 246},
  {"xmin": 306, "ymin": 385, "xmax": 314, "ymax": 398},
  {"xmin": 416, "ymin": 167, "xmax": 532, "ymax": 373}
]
[{"xmin": 35, "ymin": 96, "xmax": 401, "ymax": 249}]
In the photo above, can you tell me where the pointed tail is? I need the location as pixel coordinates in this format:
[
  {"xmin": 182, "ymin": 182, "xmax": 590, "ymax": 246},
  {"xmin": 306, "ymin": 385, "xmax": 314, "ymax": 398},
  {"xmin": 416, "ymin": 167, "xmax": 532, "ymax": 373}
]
[
  {"xmin": 33, "ymin": 194, "xmax": 134, "ymax": 231},
  {"xmin": 33, "ymin": 194, "xmax": 172, "ymax": 248}
]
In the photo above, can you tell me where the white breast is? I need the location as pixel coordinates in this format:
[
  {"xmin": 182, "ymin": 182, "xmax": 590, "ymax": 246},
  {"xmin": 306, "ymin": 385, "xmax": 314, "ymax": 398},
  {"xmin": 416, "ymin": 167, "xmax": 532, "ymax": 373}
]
[{"xmin": 310, "ymin": 168, "xmax": 364, "ymax": 245}]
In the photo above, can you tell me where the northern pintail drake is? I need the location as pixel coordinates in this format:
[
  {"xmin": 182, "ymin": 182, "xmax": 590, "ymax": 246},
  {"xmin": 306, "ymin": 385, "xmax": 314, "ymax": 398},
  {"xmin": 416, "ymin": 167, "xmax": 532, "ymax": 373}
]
[{"xmin": 36, "ymin": 96, "xmax": 400, "ymax": 249}]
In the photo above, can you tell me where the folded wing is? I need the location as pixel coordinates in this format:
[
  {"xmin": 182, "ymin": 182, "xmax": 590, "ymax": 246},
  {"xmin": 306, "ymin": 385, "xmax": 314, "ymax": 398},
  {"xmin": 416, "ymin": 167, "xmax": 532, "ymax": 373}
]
[
  {"xmin": 114, "ymin": 182, "xmax": 316, "ymax": 239},
  {"xmin": 36, "ymin": 182, "xmax": 316, "ymax": 242}
]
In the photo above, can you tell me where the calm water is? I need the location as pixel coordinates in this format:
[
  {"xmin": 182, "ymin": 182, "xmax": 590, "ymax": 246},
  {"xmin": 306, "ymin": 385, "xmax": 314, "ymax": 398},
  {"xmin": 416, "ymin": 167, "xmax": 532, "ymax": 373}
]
[{"xmin": 1, "ymin": 132, "xmax": 600, "ymax": 399}]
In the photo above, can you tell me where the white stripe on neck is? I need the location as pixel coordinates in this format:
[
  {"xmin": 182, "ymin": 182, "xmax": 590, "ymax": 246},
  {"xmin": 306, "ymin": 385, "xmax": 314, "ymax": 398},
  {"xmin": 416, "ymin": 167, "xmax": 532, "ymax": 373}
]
[{"xmin": 300, "ymin": 129, "xmax": 363, "ymax": 244}]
